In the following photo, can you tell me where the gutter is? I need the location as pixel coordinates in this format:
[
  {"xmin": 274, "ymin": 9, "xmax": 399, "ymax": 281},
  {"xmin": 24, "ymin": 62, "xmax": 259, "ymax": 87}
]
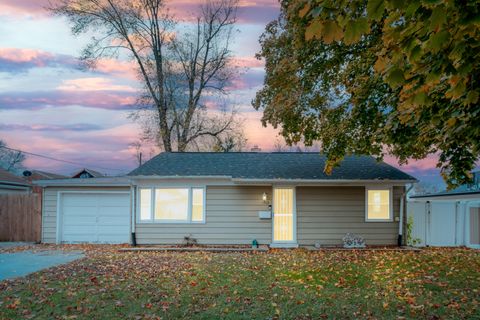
[
  {"xmin": 34, "ymin": 177, "xmax": 131, "ymax": 187},
  {"xmin": 399, "ymin": 184, "xmax": 414, "ymax": 246},
  {"xmin": 410, "ymin": 190, "xmax": 480, "ymax": 199},
  {"xmin": 232, "ymin": 178, "xmax": 417, "ymax": 185}
]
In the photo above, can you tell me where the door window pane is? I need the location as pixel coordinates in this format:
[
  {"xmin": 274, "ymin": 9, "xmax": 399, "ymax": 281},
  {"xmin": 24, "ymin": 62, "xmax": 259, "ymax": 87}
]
[
  {"xmin": 274, "ymin": 188, "xmax": 294, "ymax": 241},
  {"xmin": 155, "ymin": 189, "xmax": 189, "ymax": 221}
]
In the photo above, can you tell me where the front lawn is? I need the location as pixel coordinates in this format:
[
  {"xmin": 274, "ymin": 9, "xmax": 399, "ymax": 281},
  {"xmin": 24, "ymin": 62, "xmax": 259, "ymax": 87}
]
[{"xmin": 1, "ymin": 247, "xmax": 479, "ymax": 319}]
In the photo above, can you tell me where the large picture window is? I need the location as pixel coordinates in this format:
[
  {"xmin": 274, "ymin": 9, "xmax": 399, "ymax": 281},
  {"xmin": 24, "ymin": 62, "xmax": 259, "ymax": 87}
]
[
  {"xmin": 138, "ymin": 187, "xmax": 205, "ymax": 223},
  {"xmin": 366, "ymin": 187, "xmax": 392, "ymax": 221}
]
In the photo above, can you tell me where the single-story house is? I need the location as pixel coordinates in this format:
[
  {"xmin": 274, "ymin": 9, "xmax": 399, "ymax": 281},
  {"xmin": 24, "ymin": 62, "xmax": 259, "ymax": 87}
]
[
  {"xmin": 0, "ymin": 168, "xmax": 31, "ymax": 194},
  {"xmin": 35, "ymin": 152, "xmax": 416, "ymax": 247},
  {"xmin": 408, "ymin": 174, "xmax": 480, "ymax": 248}
]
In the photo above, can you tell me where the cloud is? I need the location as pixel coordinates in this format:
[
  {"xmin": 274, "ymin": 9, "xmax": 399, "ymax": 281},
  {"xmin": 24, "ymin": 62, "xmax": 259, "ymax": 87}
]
[
  {"xmin": 0, "ymin": 90, "xmax": 137, "ymax": 110},
  {"xmin": 1, "ymin": 0, "xmax": 280, "ymax": 25},
  {"xmin": 0, "ymin": 0, "xmax": 48, "ymax": 17},
  {"xmin": 167, "ymin": 0, "xmax": 279, "ymax": 24},
  {"xmin": 57, "ymin": 77, "xmax": 137, "ymax": 92},
  {"xmin": 0, "ymin": 123, "xmax": 104, "ymax": 132},
  {"xmin": 0, "ymin": 48, "xmax": 77, "ymax": 73}
]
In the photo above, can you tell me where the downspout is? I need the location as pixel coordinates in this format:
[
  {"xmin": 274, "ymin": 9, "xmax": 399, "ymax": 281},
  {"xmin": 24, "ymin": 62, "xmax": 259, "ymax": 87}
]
[
  {"xmin": 130, "ymin": 183, "xmax": 137, "ymax": 246},
  {"xmin": 398, "ymin": 184, "xmax": 414, "ymax": 246}
]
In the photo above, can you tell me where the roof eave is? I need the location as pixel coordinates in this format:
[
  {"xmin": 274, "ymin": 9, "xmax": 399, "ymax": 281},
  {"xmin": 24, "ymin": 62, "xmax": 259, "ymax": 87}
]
[
  {"xmin": 410, "ymin": 190, "xmax": 480, "ymax": 199},
  {"xmin": 34, "ymin": 177, "xmax": 130, "ymax": 187},
  {"xmin": 232, "ymin": 178, "xmax": 416, "ymax": 185}
]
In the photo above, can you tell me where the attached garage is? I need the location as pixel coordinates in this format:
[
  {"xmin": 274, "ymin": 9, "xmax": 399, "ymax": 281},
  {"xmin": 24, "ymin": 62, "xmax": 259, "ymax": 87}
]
[
  {"xmin": 60, "ymin": 192, "xmax": 130, "ymax": 243},
  {"xmin": 37, "ymin": 178, "xmax": 132, "ymax": 244}
]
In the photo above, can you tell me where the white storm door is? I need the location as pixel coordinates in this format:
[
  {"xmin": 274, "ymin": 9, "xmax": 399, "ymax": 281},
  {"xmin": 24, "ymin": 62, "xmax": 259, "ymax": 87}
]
[{"xmin": 273, "ymin": 188, "xmax": 296, "ymax": 244}]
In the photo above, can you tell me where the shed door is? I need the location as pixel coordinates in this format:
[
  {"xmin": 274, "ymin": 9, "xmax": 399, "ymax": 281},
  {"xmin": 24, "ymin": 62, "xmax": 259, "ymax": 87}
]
[
  {"xmin": 428, "ymin": 202, "xmax": 456, "ymax": 246},
  {"xmin": 61, "ymin": 193, "xmax": 130, "ymax": 244}
]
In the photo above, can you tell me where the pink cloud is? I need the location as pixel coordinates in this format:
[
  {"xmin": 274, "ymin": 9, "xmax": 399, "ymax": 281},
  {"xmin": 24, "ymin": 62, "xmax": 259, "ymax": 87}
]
[
  {"xmin": 0, "ymin": 47, "xmax": 77, "ymax": 72},
  {"xmin": 384, "ymin": 154, "xmax": 439, "ymax": 173},
  {"xmin": 1, "ymin": 0, "xmax": 280, "ymax": 24},
  {"xmin": 233, "ymin": 56, "xmax": 264, "ymax": 68},
  {"xmin": 57, "ymin": 77, "xmax": 137, "ymax": 92},
  {"xmin": 0, "ymin": 90, "xmax": 137, "ymax": 110},
  {"xmin": 0, "ymin": 0, "xmax": 48, "ymax": 16},
  {"xmin": 95, "ymin": 59, "xmax": 138, "ymax": 80}
]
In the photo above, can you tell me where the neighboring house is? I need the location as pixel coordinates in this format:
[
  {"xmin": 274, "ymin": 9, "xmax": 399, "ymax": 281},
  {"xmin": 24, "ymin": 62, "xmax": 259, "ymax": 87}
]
[
  {"xmin": 408, "ymin": 172, "xmax": 480, "ymax": 248},
  {"xmin": 71, "ymin": 168, "xmax": 104, "ymax": 179},
  {"xmin": 35, "ymin": 152, "xmax": 416, "ymax": 247},
  {"xmin": 0, "ymin": 168, "xmax": 31, "ymax": 194},
  {"xmin": 24, "ymin": 170, "xmax": 68, "ymax": 181}
]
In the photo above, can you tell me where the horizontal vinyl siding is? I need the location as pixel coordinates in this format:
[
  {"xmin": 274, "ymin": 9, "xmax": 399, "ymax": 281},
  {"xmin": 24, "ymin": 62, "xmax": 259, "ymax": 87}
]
[
  {"xmin": 135, "ymin": 186, "xmax": 272, "ymax": 245},
  {"xmin": 297, "ymin": 186, "xmax": 403, "ymax": 246},
  {"xmin": 41, "ymin": 187, "xmax": 130, "ymax": 244}
]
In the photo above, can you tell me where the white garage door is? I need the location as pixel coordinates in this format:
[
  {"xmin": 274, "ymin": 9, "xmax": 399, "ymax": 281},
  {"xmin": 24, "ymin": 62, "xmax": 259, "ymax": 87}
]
[
  {"xmin": 428, "ymin": 202, "xmax": 457, "ymax": 246},
  {"xmin": 61, "ymin": 193, "xmax": 130, "ymax": 244}
]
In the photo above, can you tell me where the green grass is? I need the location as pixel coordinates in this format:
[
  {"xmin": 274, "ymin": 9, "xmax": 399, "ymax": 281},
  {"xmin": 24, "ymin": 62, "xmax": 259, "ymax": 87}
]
[{"xmin": 1, "ymin": 248, "xmax": 479, "ymax": 319}]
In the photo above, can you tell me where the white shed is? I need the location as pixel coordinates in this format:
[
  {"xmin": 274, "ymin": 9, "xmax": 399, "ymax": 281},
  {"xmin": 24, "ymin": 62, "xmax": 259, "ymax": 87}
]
[{"xmin": 408, "ymin": 189, "xmax": 480, "ymax": 248}]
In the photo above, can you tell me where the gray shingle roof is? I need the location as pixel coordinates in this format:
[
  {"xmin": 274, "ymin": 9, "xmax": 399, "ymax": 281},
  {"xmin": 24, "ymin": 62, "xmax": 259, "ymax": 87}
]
[{"xmin": 128, "ymin": 152, "xmax": 416, "ymax": 181}]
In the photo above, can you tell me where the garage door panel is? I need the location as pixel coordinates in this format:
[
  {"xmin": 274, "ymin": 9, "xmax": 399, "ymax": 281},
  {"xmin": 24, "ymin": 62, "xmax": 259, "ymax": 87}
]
[
  {"xmin": 63, "ymin": 194, "xmax": 98, "ymax": 206},
  {"xmin": 98, "ymin": 194, "xmax": 130, "ymax": 206},
  {"xmin": 63, "ymin": 226, "xmax": 96, "ymax": 235},
  {"xmin": 61, "ymin": 192, "xmax": 130, "ymax": 244},
  {"xmin": 63, "ymin": 216, "xmax": 97, "ymax": 226}
]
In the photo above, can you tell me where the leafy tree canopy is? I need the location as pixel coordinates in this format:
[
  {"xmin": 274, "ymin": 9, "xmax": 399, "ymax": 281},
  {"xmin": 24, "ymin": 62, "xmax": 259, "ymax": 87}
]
[{"xmin": 253, "ymin": 0, "xmax": 480, "ymax": 188}]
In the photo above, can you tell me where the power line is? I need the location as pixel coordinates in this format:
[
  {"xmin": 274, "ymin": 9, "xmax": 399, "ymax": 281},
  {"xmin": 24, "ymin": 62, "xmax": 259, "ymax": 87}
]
[{"xmin": 0, "ymin": 145, "xmax": 129, "ymax": 172}]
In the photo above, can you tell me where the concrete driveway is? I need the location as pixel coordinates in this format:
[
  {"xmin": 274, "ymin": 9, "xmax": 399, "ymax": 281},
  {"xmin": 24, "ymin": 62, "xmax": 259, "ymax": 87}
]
[{"xmin": 0, "ymin": 250, "xmax": 84, "ymax": 280}]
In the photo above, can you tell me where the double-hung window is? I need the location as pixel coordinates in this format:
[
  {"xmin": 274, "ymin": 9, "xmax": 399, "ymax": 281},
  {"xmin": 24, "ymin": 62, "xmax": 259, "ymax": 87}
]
[
  {"xmin": 365, "ymin": 187, "xmax": 392, "ymax": 222},
  {"xmin": 138, "ymin": 187, "xmax": 205, "ymax": 223}
]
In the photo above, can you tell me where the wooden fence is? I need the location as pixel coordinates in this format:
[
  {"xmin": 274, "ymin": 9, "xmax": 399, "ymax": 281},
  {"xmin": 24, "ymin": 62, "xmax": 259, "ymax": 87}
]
[{"xmin": 0, "ymin": 194, "xmax": 42, "ymax": 242}]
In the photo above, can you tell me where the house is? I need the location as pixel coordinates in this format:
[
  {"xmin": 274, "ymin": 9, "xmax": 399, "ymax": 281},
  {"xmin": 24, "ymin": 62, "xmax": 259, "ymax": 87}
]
[
  {"xmin": 71, "ymin": 168, "xmax": 104, "ymax": 179},
  {"xmin": 408, "ymin": 172, "xmax": 480, "ymax": 248},
  {"xmin": 23, "ymin": 170, "xmax": 68, "ymax": 181},
  {"xmin": 35, "ymin": 152, "xmax": 416, "ymax": 247},
  {"xmin": 0, "ymin": 168, "xmax": 31, "ymax": 194}
]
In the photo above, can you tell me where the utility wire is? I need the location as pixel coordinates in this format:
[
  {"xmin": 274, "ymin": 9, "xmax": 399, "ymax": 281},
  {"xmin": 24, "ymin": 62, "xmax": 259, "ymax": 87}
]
[{"xmin": 0, "ymin": 145, "xmax": 128, "ymax": 172}]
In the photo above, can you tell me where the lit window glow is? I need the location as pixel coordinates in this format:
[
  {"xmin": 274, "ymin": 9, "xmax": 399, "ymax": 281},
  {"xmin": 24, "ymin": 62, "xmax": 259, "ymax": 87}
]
[
  {"xmin": 366, "ymin": 189, "xmax": 391, "ymax": 221},
  {"xmin": 140, "ymin": 188, "xmax": 152, "ymax": 220},
  {"xmin": 138, "ymin": 187, "xmax": 205, "ymax": 223}
]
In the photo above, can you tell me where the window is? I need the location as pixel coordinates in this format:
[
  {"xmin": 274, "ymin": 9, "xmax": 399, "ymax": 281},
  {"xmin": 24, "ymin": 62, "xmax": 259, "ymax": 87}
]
[
  {"xmin": 140, "ymin": 189, "xmax": 152, "ymax": 221},
  {"xmin": 138, "ymin": 187, "xmax": 205, "ymax": 223},
  {"xmin": 366, "ymin": 188, "xmax": 392, "ymax": 221},
  {"xmin": 155, "ymin": 189, "xmax": 189, "ymax": 220},
  {"xmin": 192, "ymin": 188, "xmax": 204, "ymax": 222}
]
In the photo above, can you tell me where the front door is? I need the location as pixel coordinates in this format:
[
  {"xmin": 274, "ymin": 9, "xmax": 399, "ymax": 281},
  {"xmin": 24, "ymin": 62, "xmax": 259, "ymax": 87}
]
[{"xmin": 272, "ymin": 187, "xmax": 296, "ymax": 246}]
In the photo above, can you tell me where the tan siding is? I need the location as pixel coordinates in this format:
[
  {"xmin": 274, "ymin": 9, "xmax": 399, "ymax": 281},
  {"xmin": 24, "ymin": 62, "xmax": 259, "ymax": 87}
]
[
  {"xmin": 41, "ymin": 186, "xmax": 130, "ymax": 243},
  {"xmin": 135, "ymin": 186, "xmax": 272, "ymax": 245},
  {"xmin": 296, "ymin": 186, "xmax": 403, "ymax": 246}
]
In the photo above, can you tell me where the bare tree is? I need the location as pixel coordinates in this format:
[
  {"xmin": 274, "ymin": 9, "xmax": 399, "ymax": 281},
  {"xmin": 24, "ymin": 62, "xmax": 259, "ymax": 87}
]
[
  {"xmin": 0, "ymin": 140, "xmax": 26, "ymax": 174},
  {"xmin": 51, "ymin": 0, "xmax": 241, "ymax": 152}
]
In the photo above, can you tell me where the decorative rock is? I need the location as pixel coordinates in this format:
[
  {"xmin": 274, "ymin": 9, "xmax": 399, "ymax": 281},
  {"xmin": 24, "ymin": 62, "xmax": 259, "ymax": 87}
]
[{"xmin": 314, "ymin": 241, "xmax": 321, "ymax": 249}]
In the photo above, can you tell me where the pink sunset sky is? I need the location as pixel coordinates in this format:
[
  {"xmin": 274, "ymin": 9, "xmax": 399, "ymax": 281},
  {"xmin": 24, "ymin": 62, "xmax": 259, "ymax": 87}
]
[{"xmin": 0, "ymin": 0, "xmax": 445, "ymax": 186}]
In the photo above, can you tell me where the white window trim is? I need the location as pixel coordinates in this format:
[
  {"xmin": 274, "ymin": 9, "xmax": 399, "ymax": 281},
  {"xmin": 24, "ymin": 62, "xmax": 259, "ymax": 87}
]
[
  {"xmin": 365, "ymin": 186, "xmax": 393, "ymax": 222},
  {"xmin": 136, "ymin": 186, "xmax": 206, "ymax": 224}
]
